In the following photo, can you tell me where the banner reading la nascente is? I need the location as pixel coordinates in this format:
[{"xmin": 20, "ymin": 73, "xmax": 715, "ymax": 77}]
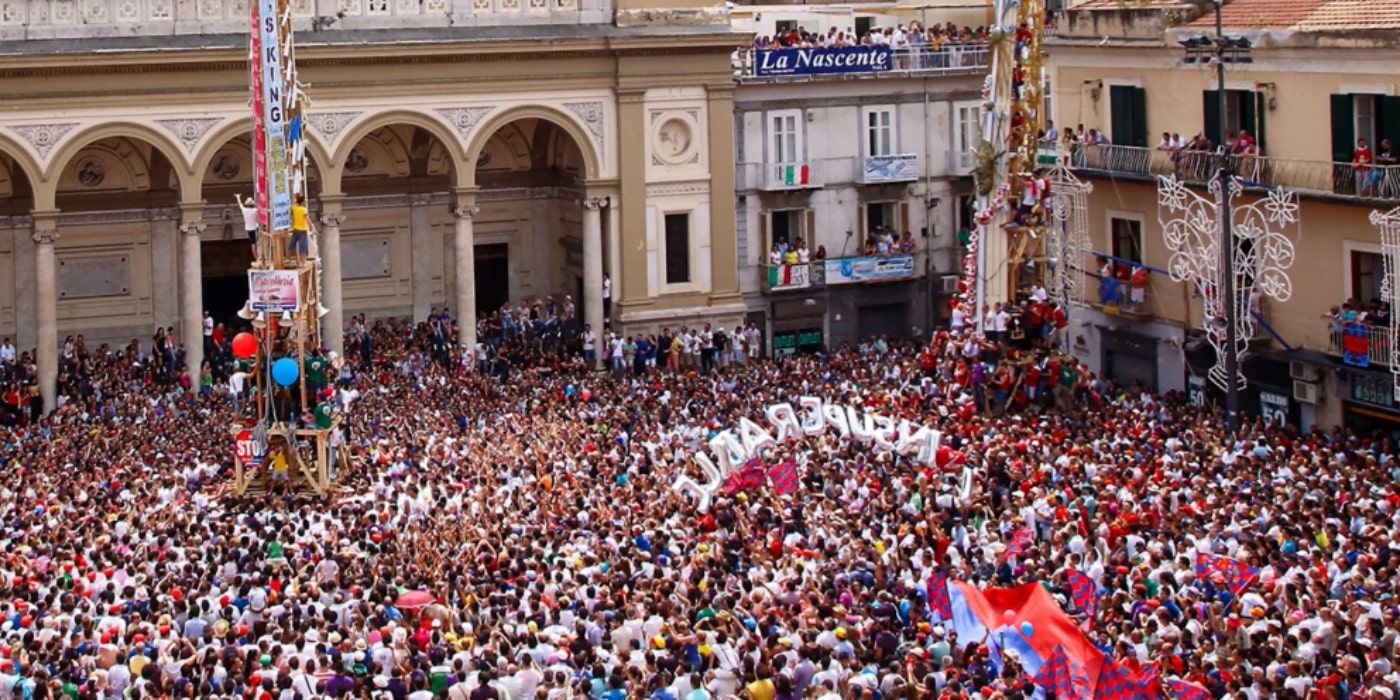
[{"xmin": 754, "ymin": 46, "xmax": 892, "ymax": 77}]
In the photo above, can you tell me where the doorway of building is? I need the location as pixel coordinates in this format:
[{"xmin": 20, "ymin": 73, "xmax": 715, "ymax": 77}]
[
  {"xmin": 476, "ymin": 243, "xmax": 509, "ymax": 313},
  {"xmin": 202, "ymin": 241, "xmax": 254, "ymax": 330}
]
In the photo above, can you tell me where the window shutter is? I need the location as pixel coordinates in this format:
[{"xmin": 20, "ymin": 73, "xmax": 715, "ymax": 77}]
[
  {"xmin": 804, "ymin": 209, "xmax": 816, "ymax": 245},
  {"xmin": 898, "ymin": 202, "xmax": 911, "ymax": 235},
  {"xmin": 857, "ymin": 203, "xmax": 868, "ymax": 243},
  {"xmin": 1110, "ymin": 85, "xmax": 1134, "ymax": 146},
  {"xmin": 1331, "ymin": 94, "xmax": 1355, "ymax": 163},
  {"xmin": 1202, "ymin": 90, "xmax": 1222, "ymax": 147},
  {"xmin": 1253, "ymin": 92, "xmax": 1267, "ymax": 153},
  {"xmin": 1379, "ymin": 96, "xmax": 1400, "ymax": 153},
  {"xmin": 758, "ymin": 213, "xmax": 769, "ymax": 261},
  {"xmin": 1240, "ymin": 92, "xmax": 1258, "ymax": 145},
  {"xmin": 1131, "ymin": 87, "xmax": 1148, "ymax": 148}
]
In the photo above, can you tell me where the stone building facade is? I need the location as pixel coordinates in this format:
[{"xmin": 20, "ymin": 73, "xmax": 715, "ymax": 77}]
[{"xmin": 0, "ymin": 0, "xmax": 743, "ymax": 408}]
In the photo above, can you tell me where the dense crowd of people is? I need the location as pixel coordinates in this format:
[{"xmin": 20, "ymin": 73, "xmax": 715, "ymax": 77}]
[
  {"xmin": 752, "ymin": 22, "xmax": 989, "ymax": 51},
  {"xmin": 0, "ymin": 307, "xmax": 1397, "ymax": 700}
]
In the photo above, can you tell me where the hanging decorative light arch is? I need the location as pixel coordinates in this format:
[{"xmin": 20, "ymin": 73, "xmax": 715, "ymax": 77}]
[{"xmin": 1156, "ymin": 175, "xmax": 1299, "ymax": 391}]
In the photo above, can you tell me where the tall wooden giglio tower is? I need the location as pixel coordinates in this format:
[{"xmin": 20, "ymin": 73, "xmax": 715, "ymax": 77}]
[{"xmin": 230, "ymin": 0, "xmax": 349, "ymax": 497}]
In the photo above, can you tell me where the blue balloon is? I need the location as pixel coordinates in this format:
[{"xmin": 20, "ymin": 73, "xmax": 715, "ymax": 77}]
[
  {"xmin": 272, "ymin": 358, "xmax": 300, "ymax": 386},
  {"xmin": 565, "ymin": 384, "xmax": 576, "ymax": 396},
  {"xmin": 1020, "ymin": 621, "xmax": 1034, "ymax": 637}
]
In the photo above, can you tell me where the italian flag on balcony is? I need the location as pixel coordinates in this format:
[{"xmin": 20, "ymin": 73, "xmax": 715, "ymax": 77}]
[
  {"xmin": 782, "ymin": 163, "xmax": 809, "ymax": 186},
  {"xmin": 769, "ymin": 264, "xmax": 791, "ymax": 286}
]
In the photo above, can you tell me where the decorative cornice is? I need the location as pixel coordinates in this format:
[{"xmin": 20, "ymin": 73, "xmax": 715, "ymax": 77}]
[
  {"xmin": 156, "ymin": 117, "xmax": 222, "ymax": 154},
  {"xmin": 306, "ymin": 112, "xmax": 362, "ymax": 143},
  {"xmin": 436, "ymin": 107, "xmax": 493, "ymax": 139},
  {"xmin": 562, "ymin": 101, "xmax": 605, "ymax": 157},
  {"xmin": 8, "ymin": 123, "xmax": 77, "ymax": 159},
  {"xmin": 646, "ymin": 181, "xmax": 711, "ymax": 197},
  {"xmin": 0, "ymin": 45, "xmax": 736, "ymax": 84},
  {"xmin": 53, "ymin": 209, "xmax": 152, "ymax": 226},
  {"xmin": 148, "ymin": 207, "xmax": 180, "ymax": 222}
]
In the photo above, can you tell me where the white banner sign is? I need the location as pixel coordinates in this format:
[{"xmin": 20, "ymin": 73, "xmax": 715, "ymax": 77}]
[{"xmin": 248, "ymin": 269, "xmax": 300, "ymax": 312}]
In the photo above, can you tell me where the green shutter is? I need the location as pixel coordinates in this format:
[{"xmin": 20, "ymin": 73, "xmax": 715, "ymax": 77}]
[
  {"xmin": 1253, "ymin": 92, "xmax": 1267, "ymax": 154},
  {"xmin": 1110, "ymin": 85, "xmax": 1134, "ymax": 146},
  {"xmin": 1380, "ymin": 96, "xmax": 1400, "ymax": 152},
  {"xmin": 1240, "ymin": 92, "xmax": 1257, "ymax": 147},
  {"xmin": 1203, "ymin": 90, "xmax": 1222, "ymax": 147},
  {"xmin": 1331, "ymin": 93, "xmax": 1355, "ymax": 163},
  {"xmin": 1131, "ymin": 87, "xmax": 1148, "ymax": 148}
]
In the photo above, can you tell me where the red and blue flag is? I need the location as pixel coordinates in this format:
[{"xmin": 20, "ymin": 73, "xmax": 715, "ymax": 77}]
[
  {"xmin": 1065, "ymin": 569, "xmax": 1098, "ymax": 621},
  {"xmin": 1194, "ymin": 551, "xmax": 1258, "ymax": 595}
]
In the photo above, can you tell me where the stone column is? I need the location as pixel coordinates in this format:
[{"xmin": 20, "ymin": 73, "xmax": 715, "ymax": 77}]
[
  {"xmin": 179, "ymin": 207, "xmax": 207, "ymax": 384},
  {"xmin": 607, "ymin": 200, "xmax": 622, "ymax": 306},
  {"xmin": 319, "ymin": 197, "xmax": 345, "ymax": 356},
  {"xmin": 581, "ymin": 196, "xmax": 607, "ymax": 365},
  {"xmin": 452, "ymin": 194, "xmax": 480, "ymax": 350},
  {"xmin": 409, "ymin": 193, "xmax": 433, "ymax": 323},
  {"xmin": 32, "ymin": 213, "xmax": 58, "ymax": 415}
]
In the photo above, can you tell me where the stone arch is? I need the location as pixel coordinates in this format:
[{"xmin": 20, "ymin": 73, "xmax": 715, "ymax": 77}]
[
  {"xmin": 465, "ymin": 104, "xmax": 601, "ymax": 187},
  {"xmin": 332, "ymin": 109, "xmax": 467, "ymax": 189},
  {"xmin": 42, "ymin": 121, "xmax": 196, "ymax": 206},
  {"xmin": 0, "ymin": 131, "xmax": 44, "ymax": 208},
  {"xmin": 55, "ymin": 141, "xmax": 154, "ymax": 192},
  {"xmin": 192, "ymin": 116, "xmax": 335, "ymax": 194}
]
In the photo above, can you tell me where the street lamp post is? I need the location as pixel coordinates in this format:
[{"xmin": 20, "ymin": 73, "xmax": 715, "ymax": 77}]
[
  {"xmin": 1180, "ymin": 0, "xmax": 1253, "ymax": 433},
  {"xmin": 925, "ymin": 196, "xmax": 941, "ymax": 338}
]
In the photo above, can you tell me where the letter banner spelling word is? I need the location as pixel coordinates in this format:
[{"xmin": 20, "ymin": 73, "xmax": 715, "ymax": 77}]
[
  {"xmin": 754, "ymin": 46, "xmax": 892, "ymax": 77},
  {"xmin": 258, "ymin": 0, "xmax": 292, "ymax": 232},
  {"xmin": 248, "ymin": 269, "xmax": 301, "ymax": 312}
]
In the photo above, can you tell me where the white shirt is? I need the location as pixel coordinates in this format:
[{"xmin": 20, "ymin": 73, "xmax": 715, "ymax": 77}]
[
  {"xmin": 582, "ymin": 331, "xmax": 596, "ymax": 351},
  {"xmin": 0, "ymin": 343, "xmax": 13, "ymax": 363},
  {"xmin": 203, "ymin": 316, "xmax": 214, "ymax": 337},
  {"xmin": 239, "ymin": 201, "xmax": 259, "ymax": 230},
  {"xmin": 602, "ymin": 277, "xmax": 612, "ymax": 300}
]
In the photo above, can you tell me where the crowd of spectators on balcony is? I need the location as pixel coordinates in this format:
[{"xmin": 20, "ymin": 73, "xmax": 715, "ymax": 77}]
[
  {"xmin": 752, "ymin": 21, "xmax": 988, "ymax": 52},
  {"xmin": 1353, "ymin": 137, "xmax": 1398, "ymax": 198},
  {"xmin": 1325, "ymin": 298, "xmax": 1392, "ymax": 330},
  {"xmin": 862, "ymin": 227, "xmax": 917, "ymax": 258}
]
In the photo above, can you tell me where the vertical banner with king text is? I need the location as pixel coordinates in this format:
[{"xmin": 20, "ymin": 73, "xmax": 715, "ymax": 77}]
[{"xmin": 259, "ymin": 0, "xmax": 292, "ymax": 232}]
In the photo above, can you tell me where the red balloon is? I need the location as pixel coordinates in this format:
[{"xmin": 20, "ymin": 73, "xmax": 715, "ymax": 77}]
[{"xmin": 232, "ymin": 332, "xmax": 258, "ymax": 359}]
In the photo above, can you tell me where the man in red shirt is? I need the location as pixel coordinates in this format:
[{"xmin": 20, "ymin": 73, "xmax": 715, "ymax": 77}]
[{"xmin": 1354, "ymin": 137, "xmax": 1376, "ymax": 196}]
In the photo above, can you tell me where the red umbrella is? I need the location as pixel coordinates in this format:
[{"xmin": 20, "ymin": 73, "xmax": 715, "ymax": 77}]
[{"xmin": 396, "ymin": 591, "xmax": 436, "ymax": 609}]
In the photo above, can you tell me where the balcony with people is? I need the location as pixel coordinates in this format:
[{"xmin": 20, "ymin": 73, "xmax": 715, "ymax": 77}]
[
  {"xmin": 1064, "ymin": 127, "xmax": 1400, "ymax": 204},
  {"xmin": 762, "ymin": 226, "xmax": 921, "ymax": 293},
  {"xmin": 1325, "ymin": 298, "xmax": 1395, "ymax": 368},
  {"xmin": 736, "ymin": 21, "xmax": 991, "ymax": 82}
]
